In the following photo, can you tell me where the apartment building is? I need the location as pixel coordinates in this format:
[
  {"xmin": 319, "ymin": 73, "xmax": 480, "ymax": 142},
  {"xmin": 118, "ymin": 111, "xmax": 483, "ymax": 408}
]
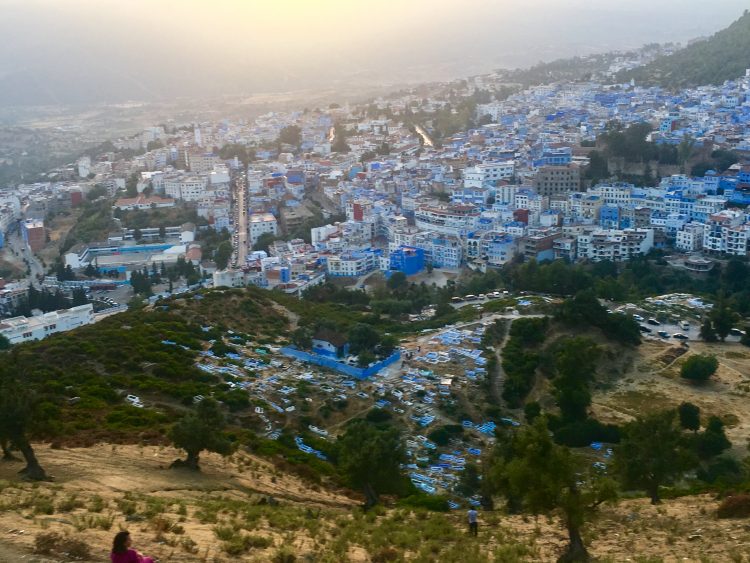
[
  {"xmin": 164, "ymin": 174, "xmax": 208, "ymax": 201},
  {"xmin": 576, "ymin": 228, "xmax": 654, "ymax": 262},
  {"xmin": 533, "ymin": 163, "xmax": 580, "ymax": 197},
  {"xmin": 414, "ymin": 205, "xmax": 480, "ymax": 237},
  {"xmin": 249, "ymin": 213, "xmax": 278, "ymax": 246},
  {"xmin": 21, "ymin": 219, "xmax": 45, "ymax": 252},
  {"xmin": 0, "ymin": 304, "xmax": 94, "ymax": 344}
]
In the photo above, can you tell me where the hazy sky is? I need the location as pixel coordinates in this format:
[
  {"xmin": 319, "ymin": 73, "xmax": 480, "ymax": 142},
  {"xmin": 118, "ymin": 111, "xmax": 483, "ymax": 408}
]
[{"xmin": 0, "ymin": 0, "xmax": 747, "ymax": 105}]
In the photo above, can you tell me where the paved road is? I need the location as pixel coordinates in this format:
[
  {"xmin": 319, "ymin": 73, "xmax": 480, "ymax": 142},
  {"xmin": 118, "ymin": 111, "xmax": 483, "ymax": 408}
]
[
  {"xmin": 233, "ymin": 173, "xmax": 249, "ymax": 266},
  {"xmin": 6, "ymin": 229, "xmax": 44, "ymax": 286}
]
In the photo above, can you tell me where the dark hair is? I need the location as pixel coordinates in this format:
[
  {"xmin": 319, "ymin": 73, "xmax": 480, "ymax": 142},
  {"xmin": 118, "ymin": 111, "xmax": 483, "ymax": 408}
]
[{"xmin": 112, "ymin": 531, "xmax": 130, "ymax": 554}]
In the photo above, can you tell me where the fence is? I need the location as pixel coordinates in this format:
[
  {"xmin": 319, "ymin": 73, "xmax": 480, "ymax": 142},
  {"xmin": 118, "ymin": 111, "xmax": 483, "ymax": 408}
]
[{"xmin": 279, "ymin": 347, "xmax": 401, "ymax": 379}]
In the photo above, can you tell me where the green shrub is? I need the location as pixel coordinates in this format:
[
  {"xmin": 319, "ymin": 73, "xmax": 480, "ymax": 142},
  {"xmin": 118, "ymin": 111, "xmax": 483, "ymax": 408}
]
[{"xmin": 681, "ymin": 354, "xmax": 719, "ymax": 382}]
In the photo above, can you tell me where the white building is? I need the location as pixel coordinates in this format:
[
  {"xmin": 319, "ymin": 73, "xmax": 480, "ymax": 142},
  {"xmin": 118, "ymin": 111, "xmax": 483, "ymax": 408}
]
[
  {"xmin": 164, "ymin": 175, "xmax": 208, "ymax": 201},
  {"xmin": 576, "ymin": 228, "xmax": 654, "ymax": 262},
  {"xmin": 675, "ymin": 224, "xmax": 705, "ymax": 252},
  {"xmin": 0, "ymin": 304, "xmax": 94, "ymax": 344},
  {"xmin": 325, "ymin": 251, "xmax": 377, "ymax": 277},
  {"xmin": 249, "ymin": 213, "xmax": 278, "ymax": 246},
  {"xmin": 463, "ymin": 162, "xmax": 514, "ymax": 188},
  {"xmin": 414, "ymin": 205, "xmax": 480, "ymax": 237}
]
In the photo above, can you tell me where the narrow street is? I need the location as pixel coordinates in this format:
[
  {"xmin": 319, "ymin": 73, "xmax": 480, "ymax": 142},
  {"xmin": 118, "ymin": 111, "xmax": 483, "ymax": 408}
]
[
  {"xmin": 5, "ymin": 228, "xmax": 44, "ymax": 286},
  {"xmin": 233, "ymin": 173, "xmax": 249, "ymax": 266}
]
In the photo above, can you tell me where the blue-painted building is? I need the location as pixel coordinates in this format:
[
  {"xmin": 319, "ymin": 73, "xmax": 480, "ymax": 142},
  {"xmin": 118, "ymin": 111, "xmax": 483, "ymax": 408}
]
[
  {"xmin": 389, "ymin": 245, "xmax": 425, "ymax": 276},
  {"xmin": 599, "ymin": 205, "xmax": 621, "ymax": 229},
  {"xmin": 311, "ymin": 329, "xmax": 349, "ymax": 359}
]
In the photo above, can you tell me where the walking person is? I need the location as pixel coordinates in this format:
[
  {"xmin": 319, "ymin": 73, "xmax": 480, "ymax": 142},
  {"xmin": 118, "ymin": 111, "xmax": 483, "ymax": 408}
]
[
  {"xmin": 468, "ymin": 507, "xmax": 478, "ymax": 536},
  {"xmin": 110, "ymin": 531, "xmax": 155, "ymax": 563}
]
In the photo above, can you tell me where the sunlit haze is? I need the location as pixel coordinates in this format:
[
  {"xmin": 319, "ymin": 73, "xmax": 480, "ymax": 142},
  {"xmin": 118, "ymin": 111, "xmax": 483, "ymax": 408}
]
[{"xmin": 0, "ymin": 0, "xmax": 748, "ymax": 103}]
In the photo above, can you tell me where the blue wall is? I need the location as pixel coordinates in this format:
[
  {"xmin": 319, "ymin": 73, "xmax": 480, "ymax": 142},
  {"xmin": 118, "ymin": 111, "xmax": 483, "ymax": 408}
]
[{"xmin": 280, "ymin": 347, "xmax": 401, "ymax": 379}]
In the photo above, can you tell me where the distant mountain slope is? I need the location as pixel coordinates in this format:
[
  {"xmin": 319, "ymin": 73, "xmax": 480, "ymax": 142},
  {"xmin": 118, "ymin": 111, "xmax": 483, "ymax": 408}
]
[{"xmin": 618, "ymin": 10, "xmax": 750, "ymax": 88}]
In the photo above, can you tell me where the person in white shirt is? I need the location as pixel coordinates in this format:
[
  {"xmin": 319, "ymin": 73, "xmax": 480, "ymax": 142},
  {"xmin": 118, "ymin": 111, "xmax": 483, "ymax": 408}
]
[{"xmin": 467, "ymin": 508, "xmax": 478, "ymax": 536}]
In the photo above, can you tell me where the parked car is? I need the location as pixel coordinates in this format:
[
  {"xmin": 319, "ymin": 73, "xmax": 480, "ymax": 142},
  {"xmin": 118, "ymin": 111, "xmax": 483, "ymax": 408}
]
[
  {"xmin": 657, "ymin": 331, "xmax": 669, "ymax": 338},
  {"xmin": 672, "ymin": 333, "xmax": 689, "ymax": 340},
  {"xmin": 639, "ymin": 325, "xmax": 652, "ymax": 333},
  {"xmin": 647, "ymin": 318, "xmax": 661, "ymax": 326}
]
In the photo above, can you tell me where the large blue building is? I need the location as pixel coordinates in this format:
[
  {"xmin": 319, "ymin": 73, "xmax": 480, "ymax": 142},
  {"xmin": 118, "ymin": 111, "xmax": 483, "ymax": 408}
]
[{"xmin": 389, "ymin": 245, "xmax": 425, "ymax": 276}]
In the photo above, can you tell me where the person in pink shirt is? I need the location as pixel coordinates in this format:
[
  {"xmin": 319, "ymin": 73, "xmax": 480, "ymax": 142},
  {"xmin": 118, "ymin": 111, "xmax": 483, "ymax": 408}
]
[{"xmin": 110, "ymin": 531, "xmax": 155, "ymax": 563}]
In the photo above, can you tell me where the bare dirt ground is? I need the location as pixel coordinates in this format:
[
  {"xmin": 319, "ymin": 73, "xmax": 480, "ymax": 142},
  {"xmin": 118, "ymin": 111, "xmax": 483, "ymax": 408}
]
[
  {"xmin": 2, "ymin": 444, "xmax": 750, "ymax": 561},
  {"xmin": 593, "ymin": 339, "xmax": 750, "ymax": 450},
  {"xmin": 38, "ymin": 212, "xmax": 80, "ymax": 265},
  {"xmin": 0, "ymin": 444, "xmax": 355, "ymax": 562}
]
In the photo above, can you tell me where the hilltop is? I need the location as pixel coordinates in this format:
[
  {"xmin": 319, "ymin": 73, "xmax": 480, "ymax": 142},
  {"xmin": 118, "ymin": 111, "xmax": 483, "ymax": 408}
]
[{"xmin": 618, "ymin": 10, "xmax": 750, "ymax": 88}]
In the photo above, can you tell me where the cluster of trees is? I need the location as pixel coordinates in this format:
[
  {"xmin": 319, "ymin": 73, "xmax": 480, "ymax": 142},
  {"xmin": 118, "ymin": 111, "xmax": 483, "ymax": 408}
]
[
  {"xmin": 331, "ymin": 124, "xmax": 351, "ymax": 154},
  {"xmin": 360, "ymin": 142, "xmax": 391, "ymax": 163},
  {"xmin": 700, "ymin": 297, "xmax": 739, "ymax": 342},
  {"xmin": 130, "ymin": 257, "xmax": 202, "ymax": 296},
  {"xmin": 681, "ymin": 354, "xmax": 719, "ymax": 382},
  {"xmin": 545, "ymin": 337, "xmax": 621, "ymax": 447},
  {"xmin": 584, "ymin": 121, "xmax": 733, "ymax": 185},
  {"xmin": 11, "ymin": 286, "xmax": 86, "ymax": 317},
  {"xmin": 501, "ymin": 317, "xmax": 549, "ymax": 406},
  {"xmin": 499, "ymin": 52, "xmax": 623, "ymax": 87},
  {"xmin": 556, "ymin": 290, "xmax": 641, "ymax": 345},
  {"xmin": 505, "ymin": 255, "xmax": 750, "ymax": 320},
  {"xmin": 277, "ymin": 125, "xmax": 302, "ymax": 148},
  {"xmin": 484, "ymin": 401, "xmax": 733, "ymax": 560},
  {"xmin": 61, "ymin": 200, "xmax": 117, "ymax": 253},
  {"xmin": 691, "ymin": 149, "xmax": 740, "ymax": 177},
  {"xmin": 54, "ymin": 262, "xmax": 77, "ymax": 281},
  {"xmin": 291, "ymin": 318, "xmax": 398, "ymax": 367},
  {"xmin": 116, "ymin": 205, "xmax": 205, "ymax": 231},
  {"xmin": 598, "ymin": 122, "xmax": 687, "ymax": 165},
  {"xmin": 217, "ymin": 143, "xmax": 256, "ymax": 167},
  {"xmin": 0, "ymin": 306, "xmax": 237, "ymax": 479}
]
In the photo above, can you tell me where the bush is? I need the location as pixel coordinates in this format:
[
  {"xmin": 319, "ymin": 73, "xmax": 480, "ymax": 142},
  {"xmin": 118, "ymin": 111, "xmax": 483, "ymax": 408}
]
[
  {"xmin": 34, "ymin": 532, "xmax": 91, "ymax": 560},
  {"xmin": 681, "ymin": 354, "xmax": 719, "ymax": 382},
  {"xmin": 272, "ymin": 546, "xmax": 297, "ymax": 563},
  {"xmin": 697, "ymin": 456, "xmax": 744, "ymax": 486},
  {"xmin": 718, "ymin": 494, "xmax": 750, "ymax": 518},
  {"xmin": 371, "ymin": 547, "xmax": 400, "ymax": 562},
  {"xmin": 397, "ymin": 494, "xmax": 450, "ymax": 512},
  {"xmin": 551, "ymin": 418, "xmax": 621, "ymax": 447},
  {"xmin": 34, "ymin": 532, "xmax": 61, "ymax": 555}
]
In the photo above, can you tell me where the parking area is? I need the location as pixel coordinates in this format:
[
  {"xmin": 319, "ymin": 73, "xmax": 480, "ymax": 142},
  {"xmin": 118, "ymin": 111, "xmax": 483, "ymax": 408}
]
[{"xmin": 613, "ymin": 293, "xmax": 744, "ymax": 343}]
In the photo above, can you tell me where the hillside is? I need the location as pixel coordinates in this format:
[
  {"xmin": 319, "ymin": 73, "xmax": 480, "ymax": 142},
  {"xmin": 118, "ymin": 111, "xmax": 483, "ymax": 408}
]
[
  {"xmin": 0, "ymin": 287, "xmax": 293, "ymax": 445},
  {"xmin": 2, "ymin": 278, "xmax": 750, "ymax": 561},
  {"xmin": 2, "ymin": 444, "xmax": 750, "ymax": 561},
  {"xmin": 498, "ymin": 52, "xmax": 628, "ymax": 87},
  {"xmin": 618, "ymin": 10, "xmax": 750, "ymax": 88}
]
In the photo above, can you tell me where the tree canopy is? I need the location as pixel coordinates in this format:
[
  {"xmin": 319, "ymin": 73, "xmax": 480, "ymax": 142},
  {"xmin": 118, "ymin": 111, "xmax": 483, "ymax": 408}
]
[
  {"xmin": 680, "ymin": 354, "xmax": 719, "ymax": 383},
  {"xmin": 169, "ymin": 398, "xmax": 232, "ymax": 470},
  {"xmin": 491, "ymin": 418, "xmax": 616, "ymax": 561},
  {"xmin": 335, "ymin": 419, "xmax": 407, "ymax": 508}
]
